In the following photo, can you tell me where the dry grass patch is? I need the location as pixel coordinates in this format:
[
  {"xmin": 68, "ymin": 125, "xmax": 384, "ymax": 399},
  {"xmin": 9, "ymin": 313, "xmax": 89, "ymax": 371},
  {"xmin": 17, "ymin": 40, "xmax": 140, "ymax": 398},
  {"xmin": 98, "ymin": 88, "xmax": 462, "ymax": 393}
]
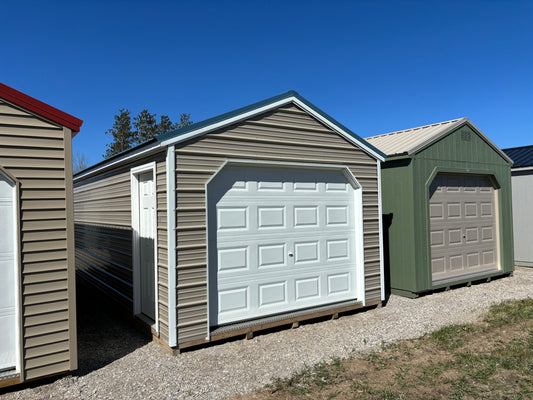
[{"xmin": 233, "ymin": 298, "xmax": 533, "ymax": 400}]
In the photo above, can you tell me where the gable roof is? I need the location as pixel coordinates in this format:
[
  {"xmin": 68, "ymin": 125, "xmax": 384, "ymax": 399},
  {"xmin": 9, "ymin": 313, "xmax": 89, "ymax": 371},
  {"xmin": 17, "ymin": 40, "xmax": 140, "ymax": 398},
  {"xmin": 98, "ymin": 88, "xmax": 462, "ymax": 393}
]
[
  {"xmin": 503, "ymin": 145, "xmax": 533, "ymax": 169},
  {"xmin": 158, "ymin": 90, "xmax": 385, "ymax": 161},
  {"xmin": 0, "ymin": 82, "xmax": 83, "ymax": 134},
  {"xmin": 75, "ymin": 90, "xmax": 384, "ymax": 180},
  {"xmin": 366, "ymin": 117, "xmax": 512, "ymax": 164}
]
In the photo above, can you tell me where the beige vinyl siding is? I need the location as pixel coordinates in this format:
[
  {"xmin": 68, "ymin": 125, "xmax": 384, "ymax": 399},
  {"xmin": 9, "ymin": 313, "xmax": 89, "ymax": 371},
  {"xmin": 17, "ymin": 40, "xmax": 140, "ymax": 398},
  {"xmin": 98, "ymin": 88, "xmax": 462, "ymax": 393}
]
[
  {"xmin": 0, "ymin": 99, "xmax": 76, "ymax": 380},
  {"xmin": 155, "ymin": 160, "xmax": 168, "ymax": 341},
  {"xmin": 73, "ymin": 154, "xmax": 169, "ymax": 341},
  {"xmin": 174, "ymin": 104, "xmax": 380, "ymax": 345}
]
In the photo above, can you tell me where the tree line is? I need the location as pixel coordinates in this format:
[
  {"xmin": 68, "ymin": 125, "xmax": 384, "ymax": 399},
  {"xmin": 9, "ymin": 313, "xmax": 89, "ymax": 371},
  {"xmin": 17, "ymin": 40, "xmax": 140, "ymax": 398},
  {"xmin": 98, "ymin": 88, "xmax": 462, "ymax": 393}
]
[{"xmin": 104, "ymin": 109, "xmax": 192, "ymax": 158}]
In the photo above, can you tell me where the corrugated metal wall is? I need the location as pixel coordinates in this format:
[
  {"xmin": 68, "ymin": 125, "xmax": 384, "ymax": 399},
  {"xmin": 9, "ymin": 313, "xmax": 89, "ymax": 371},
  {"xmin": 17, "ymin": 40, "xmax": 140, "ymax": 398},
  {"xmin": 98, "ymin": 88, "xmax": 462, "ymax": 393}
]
[
  {"xmin": 0, "ymin": 99, "xmax": 76, "ymax": 380},
  {"xmin": 73, "ymin": 155, "xmax": 169, "ymax": 341},
  {"xmin": 173, "ymin": 104, "xmax": 380, "ymax": 345}
]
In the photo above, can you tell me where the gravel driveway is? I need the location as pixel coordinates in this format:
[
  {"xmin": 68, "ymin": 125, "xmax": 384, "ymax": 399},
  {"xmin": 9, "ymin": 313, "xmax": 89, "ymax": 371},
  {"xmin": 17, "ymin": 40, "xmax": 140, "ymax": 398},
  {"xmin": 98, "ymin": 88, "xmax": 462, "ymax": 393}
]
[{"xmin": 2, "ymin": 268, "xmax": 532, "ymax": 400}]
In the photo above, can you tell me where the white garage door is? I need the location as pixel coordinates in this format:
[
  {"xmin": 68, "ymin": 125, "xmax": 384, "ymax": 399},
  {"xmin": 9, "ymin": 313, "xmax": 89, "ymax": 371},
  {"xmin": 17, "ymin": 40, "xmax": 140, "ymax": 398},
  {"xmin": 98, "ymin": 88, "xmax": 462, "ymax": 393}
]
[
  {"xmin": 0, "ymin": 172, "xmax": 17, "ymax": 371},
  {"xmin": 430, "ymin": 173, "xmax": 499, "ymax": 284},
  {"xmin": 208, "ymin": 165, "xmax": 360, "ymax": 326}
]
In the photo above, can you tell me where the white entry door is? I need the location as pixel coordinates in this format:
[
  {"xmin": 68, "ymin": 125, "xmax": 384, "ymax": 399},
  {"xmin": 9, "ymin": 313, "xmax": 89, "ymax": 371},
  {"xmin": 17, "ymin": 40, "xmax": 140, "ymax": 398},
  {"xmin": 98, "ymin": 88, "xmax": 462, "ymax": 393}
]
[
  {"xmin": 0, "ymin": 173, "xmax": 17, "ymax": 371},
  {"xmin": 138, "ymin": 172, "xmax": 156, "ymax": 321},
  {"xmin": 209, "ymin": 165, "xmax": 360, "ymax": 326}
]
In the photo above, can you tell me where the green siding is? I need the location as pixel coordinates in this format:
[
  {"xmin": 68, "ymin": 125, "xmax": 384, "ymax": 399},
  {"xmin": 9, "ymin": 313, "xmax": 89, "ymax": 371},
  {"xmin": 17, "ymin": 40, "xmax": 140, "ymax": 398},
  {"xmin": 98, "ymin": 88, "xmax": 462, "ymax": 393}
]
[
  {"xmin": 381, "ymin": 158, "xmax": 416, "ymax": 295},
  {"xmin": 383, "ymin": 125, "xmax": 514, "ymax": 296}
]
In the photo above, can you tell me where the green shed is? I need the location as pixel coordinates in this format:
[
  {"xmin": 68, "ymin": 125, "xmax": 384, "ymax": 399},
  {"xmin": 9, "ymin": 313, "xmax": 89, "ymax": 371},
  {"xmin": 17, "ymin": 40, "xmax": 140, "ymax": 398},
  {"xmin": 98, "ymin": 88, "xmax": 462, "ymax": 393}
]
[{"xmin": 366, "ymin": 118, "xmax": 514, "ymax": 298}]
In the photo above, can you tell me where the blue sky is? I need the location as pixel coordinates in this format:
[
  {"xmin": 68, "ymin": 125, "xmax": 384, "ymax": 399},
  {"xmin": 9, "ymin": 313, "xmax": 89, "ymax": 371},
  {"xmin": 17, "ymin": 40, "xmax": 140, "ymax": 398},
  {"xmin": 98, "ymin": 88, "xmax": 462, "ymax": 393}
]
[{"xmin": 1, "ymin": 1, "xmax": 532, "ymax": 166}]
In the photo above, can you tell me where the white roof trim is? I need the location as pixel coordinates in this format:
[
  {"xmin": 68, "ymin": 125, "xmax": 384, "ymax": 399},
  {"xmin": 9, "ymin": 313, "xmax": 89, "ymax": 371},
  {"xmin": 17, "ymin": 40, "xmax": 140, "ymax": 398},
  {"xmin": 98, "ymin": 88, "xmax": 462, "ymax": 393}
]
[
  {"xmin": 160, "ymin": 96, "xmax": 385, "ymax": 162},
  {"xmin": 511, "ymin": 166, "xmax": 533, "ymax": 172},
  {"xmin": 74, "ymin": 141, "xmax": 162, "ymax": 182},
  {"xmin": 75, "ymin": 95, "xmax": 384, "ymax": 182}
]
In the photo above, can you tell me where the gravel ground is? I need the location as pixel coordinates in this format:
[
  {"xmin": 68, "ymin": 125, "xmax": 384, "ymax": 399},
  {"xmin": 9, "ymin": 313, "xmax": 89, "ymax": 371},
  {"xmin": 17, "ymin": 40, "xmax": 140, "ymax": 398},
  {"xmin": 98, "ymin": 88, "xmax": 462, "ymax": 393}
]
[{"xmin": 2, "ymin": 267, "xmax": 533, "ymax": 400}]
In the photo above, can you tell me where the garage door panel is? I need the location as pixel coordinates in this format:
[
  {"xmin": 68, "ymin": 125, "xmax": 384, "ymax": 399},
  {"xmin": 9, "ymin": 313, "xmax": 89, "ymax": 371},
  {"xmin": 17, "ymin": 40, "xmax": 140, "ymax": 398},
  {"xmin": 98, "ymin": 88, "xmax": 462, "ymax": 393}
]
[
  {"xmin": 211, "ymin": 166, "xmax": 359, "ymax": 326},
  {"xmin": 218, "ymin": 246, "xmax": 249, "ymax": 272},
  {"xmin": 430, "ymin": 173, "xmax": 499, "ymax": 283},
  {"xmin": 217, "ymin": 207, "xmax": 247, "ymax": 230},
  {"xmin": 295, "ymin": 277, "xmax": 320, "ymax": 300},
  {"xmin": 258, "ymin": 243, "xmax": 286, "ymax": 268}
]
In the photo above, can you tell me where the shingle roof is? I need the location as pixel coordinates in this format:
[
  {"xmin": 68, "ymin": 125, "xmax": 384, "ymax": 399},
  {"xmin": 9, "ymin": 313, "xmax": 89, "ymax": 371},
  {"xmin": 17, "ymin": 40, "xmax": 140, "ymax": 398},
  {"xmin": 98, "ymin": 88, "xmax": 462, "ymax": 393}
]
[
  {"xmin": 365, "ymin": 118, "xmax": 467, "ymax": 156},
  {"xmin": 365, "ymin": 117, "xmax": 512, "ymax": 164},
  {"xmin": 503, "ymin": 145, "xmax": 533, "ymax": 168}
]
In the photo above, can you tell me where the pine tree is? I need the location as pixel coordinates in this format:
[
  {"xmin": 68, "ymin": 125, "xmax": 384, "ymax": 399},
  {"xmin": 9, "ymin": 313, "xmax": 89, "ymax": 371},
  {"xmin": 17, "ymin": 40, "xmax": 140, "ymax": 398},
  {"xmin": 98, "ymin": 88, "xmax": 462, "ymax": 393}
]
[
  {"xmin": 104, "ymin": 109, "xmax": 193, "ymax": 158},
  {"xmin": 104, "ymin": 109, "xmax": 134, "ymax": 158},
  {"xmin": 157, "ymin": 115, "xmax": 174, "ymax": 136},
  {"xmin": 174, "ymin": 113, "xmax": 193, "ymax": 130},
  {"xmin": 133, "ymin": 109, "xmax": 157, "ymax": 143}
]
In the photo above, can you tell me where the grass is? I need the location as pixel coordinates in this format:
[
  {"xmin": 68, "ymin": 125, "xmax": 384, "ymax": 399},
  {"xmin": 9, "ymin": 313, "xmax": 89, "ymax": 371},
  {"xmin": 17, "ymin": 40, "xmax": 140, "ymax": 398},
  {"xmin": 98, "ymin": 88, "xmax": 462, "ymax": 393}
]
[{"xmin": 237, "ymin": 298, "xmax": 533, "ymax": 400}]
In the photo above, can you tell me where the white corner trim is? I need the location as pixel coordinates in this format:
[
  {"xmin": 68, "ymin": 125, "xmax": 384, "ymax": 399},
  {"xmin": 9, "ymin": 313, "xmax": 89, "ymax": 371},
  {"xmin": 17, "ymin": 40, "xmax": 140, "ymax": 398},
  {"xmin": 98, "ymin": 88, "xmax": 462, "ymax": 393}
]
[
  {"xmin": 166, "ymin": 146, "xmax": 177, "ymax": 347},
  {"xmin": 130, "ymin": 162, "xmax": 158, "ymax": 330},
  {"xmin": 377, "ymin": 159, "xmax": 385, "ymax": 302}
]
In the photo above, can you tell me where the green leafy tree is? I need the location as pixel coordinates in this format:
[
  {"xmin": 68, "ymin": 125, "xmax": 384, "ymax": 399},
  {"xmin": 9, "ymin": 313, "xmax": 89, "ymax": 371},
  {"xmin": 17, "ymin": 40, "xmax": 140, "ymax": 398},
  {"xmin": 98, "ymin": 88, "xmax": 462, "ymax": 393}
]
[{"xmin": 104, "ymin": 109, "xmax": 134, "ymax": 158}]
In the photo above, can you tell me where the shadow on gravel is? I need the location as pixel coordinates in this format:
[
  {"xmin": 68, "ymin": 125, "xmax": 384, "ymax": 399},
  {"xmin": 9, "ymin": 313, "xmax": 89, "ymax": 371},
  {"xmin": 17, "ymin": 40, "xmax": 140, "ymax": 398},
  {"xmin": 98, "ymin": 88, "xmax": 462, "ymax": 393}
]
[{"xmin": 75, "ymin": 282, "xmax": 151, "ymax": 376}]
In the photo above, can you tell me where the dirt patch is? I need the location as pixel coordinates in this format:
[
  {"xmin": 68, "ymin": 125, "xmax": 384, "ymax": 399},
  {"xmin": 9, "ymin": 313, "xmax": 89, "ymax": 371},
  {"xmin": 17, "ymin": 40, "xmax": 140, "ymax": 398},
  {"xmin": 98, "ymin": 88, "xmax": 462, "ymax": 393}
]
[{"xmin": 233, "ymin": 299, "xmax": 533, "ymax": 400}]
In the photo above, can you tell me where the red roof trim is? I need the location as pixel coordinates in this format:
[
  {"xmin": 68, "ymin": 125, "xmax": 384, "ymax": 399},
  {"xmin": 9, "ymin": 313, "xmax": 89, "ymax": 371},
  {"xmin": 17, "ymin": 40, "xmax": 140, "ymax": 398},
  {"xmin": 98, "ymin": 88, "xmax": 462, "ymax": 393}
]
[{"xmin": 0, "ymin": 82, "xmax": 83, "ymax": 133}]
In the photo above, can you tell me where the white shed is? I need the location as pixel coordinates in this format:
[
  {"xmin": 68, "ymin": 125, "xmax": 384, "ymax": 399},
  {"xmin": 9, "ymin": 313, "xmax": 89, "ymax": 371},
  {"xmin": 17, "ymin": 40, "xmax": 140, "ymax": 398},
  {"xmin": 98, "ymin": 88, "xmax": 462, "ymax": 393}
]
[{"xmin": 503, "ymin": 145, "xmax": 533, "ymax": 267}]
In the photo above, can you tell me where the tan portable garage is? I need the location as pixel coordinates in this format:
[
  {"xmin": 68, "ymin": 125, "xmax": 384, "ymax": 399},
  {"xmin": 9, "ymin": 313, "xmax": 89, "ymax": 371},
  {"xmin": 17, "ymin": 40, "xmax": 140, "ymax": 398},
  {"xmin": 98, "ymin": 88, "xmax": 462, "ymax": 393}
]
[
  {"xmin": 0, "ymin": 83, "xmax": 82, "ymax": 387},
  {"xmin": 74, "ymin": 91, "xmax": 386, "ymax": 352}
]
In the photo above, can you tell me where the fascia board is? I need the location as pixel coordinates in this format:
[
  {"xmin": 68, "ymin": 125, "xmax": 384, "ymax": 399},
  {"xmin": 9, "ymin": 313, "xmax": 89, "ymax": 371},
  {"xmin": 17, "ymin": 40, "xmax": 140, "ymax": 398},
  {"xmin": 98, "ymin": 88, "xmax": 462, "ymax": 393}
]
[
  {"xmin": 159, "ymin": 97, "xmax": 296, "ymax": 148},
  {"xmin": 160, "ymin": 96, "xmax": 385, "ymax": 162},
  {"xmin": 74, "ymin": 141, "xmax": 162, "ymax": 182},
  {"xmin": 511, "ymin": 166, "xmax": 533, "ymax": 172}
]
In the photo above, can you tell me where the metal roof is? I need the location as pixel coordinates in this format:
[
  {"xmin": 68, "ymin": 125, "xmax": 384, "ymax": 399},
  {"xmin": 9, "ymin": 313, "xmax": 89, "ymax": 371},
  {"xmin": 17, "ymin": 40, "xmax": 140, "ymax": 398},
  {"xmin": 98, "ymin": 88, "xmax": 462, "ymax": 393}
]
[
  {"xmin": 157, "ymin": 90, "xmax": 385, "ymax": 160},
  {"xmin": 503, "ymin": 145, "xmax": 533, "ymax": 168},
  {"xmin": 365, "ymin": 118, "xmax": 467, "ymax": 156},
  {"xmin": 0, "ymin": 82, "xmax": 83, "ymax": 134},
  {"xmin": 75, "ymin": 90, "xmax": 385, "ymax": 180},
  {"xmin": 365, "ymin": 117, "xmax": 513, "ymax": 164}
]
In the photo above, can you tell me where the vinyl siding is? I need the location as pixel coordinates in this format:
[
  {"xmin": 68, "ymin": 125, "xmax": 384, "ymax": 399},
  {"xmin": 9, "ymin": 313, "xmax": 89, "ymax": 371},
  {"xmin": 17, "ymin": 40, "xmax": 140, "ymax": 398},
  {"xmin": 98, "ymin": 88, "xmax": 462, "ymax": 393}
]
[
  {"xmin": 73, "ymin": 155, "xmax": 169, "ymax": 341},
  {"xmin": 0, "ymin": 99, "xmax": 76, "ymax": 381},
  {"xmin": 174, "ymin": 104, "xmax": 380, "ymax": 345}
]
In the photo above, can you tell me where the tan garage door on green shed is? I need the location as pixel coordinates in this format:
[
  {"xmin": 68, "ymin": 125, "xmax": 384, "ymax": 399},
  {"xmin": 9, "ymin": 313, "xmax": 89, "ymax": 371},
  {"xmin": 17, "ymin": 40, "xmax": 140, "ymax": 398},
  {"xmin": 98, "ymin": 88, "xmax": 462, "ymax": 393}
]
[{"xmin": 430, "ymin": 173, "xmax": 499, "ymax": 284}]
